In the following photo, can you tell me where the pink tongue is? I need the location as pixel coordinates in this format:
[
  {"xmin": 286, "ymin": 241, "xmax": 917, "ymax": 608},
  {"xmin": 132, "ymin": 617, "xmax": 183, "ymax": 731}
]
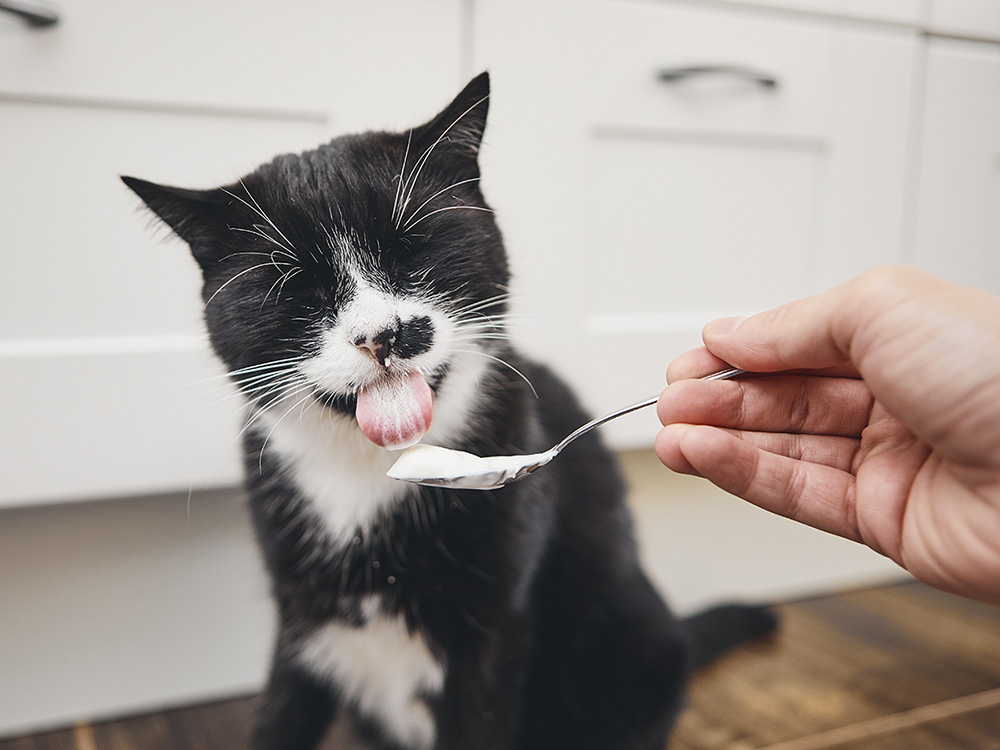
[{"xmin": 355, "ymin": 371, "xmax": 434, "ymax": 450}]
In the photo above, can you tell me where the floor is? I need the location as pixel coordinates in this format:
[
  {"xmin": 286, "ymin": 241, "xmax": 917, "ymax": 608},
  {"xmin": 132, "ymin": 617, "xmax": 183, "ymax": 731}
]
[
  {"xmin": 3, "ymin": 581, "xmax": 999, "ymax": 750},
  {"xmin": 670, "ymin": 581, "xmax": 1000, "ymax": 750}
]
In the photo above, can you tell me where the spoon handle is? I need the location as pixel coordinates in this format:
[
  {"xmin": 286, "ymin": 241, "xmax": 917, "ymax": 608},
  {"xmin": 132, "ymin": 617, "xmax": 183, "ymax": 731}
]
[{"xmin": 551, "ymin": 366, "xmax": 745, "ymax": 454}]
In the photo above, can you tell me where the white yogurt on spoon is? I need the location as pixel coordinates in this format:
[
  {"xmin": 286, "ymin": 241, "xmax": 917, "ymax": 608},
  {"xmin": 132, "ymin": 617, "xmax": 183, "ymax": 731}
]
[{"xmin": 386, "ymin": 444, "xmax": 555, "ymax": 490}]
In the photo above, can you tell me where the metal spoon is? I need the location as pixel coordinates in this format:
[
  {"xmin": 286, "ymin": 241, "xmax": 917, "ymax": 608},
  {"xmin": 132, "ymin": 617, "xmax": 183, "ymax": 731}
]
[{"xmin": 387, "ymin": 366, "xmax": 745, "ymax": 490}]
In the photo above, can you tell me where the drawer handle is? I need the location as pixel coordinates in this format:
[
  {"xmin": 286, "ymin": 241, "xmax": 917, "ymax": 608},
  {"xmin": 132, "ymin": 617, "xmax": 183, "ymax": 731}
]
[
  {"xmin": 658, "ymin": 65, "xmax": 778, "ymax": 88},
  {"xmin": 0, "ymin": 0, "xmax": 59, "ymax": 27}
]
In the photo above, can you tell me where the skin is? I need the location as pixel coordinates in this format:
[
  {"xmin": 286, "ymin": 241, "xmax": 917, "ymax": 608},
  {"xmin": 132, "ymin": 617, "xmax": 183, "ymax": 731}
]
[{"xmin": 655, "ymin": 266, "xmax": 1000, "ymax": 604}]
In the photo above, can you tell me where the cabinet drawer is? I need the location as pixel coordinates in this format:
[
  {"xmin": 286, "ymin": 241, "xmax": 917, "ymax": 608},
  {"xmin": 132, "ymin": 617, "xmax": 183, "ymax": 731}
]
[
  {"xmin": 588, "ymin": 3, "xmax": 838, "ymax": 141},
  {"xmin": 0, "ymin": 0, "xmax": 337, "ymax": 113},
  {"xmin": 0, "ymin": 0, "xmax": 462, "ymax": 120},
  {"xmin": 1, "ymin": 347, "xmax": 244, "ymax": 506}
]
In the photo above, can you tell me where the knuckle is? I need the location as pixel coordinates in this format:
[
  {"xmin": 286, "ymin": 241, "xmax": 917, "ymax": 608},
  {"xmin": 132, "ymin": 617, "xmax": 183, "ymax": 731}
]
[
  {"xmin": 781, "ymin": 462, "xmax": 810, "ymax": 519},
  {"xmin": 786, "ymin": 378, "xmax": 813, "ymax": 432},
  {"xmin": 786, "ymin": 433, "xmax": 805, "ymax": 461}
]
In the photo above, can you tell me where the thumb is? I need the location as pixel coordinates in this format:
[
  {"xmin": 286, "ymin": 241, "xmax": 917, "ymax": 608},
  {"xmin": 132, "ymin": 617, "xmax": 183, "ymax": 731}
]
[{"xmin": 700, "ymin": 266, "xmax": 941, "ymax": 375}]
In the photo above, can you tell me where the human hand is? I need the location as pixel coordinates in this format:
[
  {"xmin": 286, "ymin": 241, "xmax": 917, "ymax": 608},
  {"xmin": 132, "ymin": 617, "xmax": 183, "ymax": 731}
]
[{"xmin": 655, "ymin": 266, "xmax": 1000, "ymax": 604}]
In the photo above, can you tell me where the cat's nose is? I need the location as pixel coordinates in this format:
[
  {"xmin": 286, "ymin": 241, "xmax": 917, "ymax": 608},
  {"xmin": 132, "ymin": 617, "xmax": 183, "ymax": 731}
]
[{"xmin": 355, "ymin": 327, "xmax": 397, "ymax": 367}]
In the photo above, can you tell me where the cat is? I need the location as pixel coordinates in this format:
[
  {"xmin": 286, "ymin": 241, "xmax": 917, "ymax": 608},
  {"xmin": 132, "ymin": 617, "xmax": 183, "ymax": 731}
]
[{"xmin": 123, "ymin": 72, "xmax": 776, "ymax": 750}]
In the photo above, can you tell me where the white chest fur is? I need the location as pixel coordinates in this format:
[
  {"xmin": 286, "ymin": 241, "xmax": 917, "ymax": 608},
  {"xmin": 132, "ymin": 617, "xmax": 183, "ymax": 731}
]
[
  {"xmin": 257, "ymin": 402, "xmax": 414, "ymax": 544},
  {"xmin": 298, "ymin": 597, "xmax": 446, "ymax": 749}
]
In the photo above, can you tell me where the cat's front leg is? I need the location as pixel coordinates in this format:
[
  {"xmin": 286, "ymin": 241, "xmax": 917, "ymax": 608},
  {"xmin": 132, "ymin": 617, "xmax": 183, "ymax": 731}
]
[
  {"xmin": 431, "ymin": 621, "xmax": 532, "ymax": 750},
  {"xmin": 253, "ymin": 645, "xmax": 339, "ymax": 750}
]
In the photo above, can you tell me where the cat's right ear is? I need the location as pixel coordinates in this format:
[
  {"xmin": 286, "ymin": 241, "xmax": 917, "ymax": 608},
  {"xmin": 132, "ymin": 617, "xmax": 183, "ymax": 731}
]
[
  {"xmin": 409, "ymin": 72, "xmax": 490, "ymax": 172},
  {"xmin": 121, "ymin": 176, "xmax": 229, "ymax": 267}
]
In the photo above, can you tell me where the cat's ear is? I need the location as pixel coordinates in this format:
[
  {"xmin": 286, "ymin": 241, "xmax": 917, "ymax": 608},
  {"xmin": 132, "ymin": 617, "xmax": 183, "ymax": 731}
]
[
  {"xmin": 410, "ymin": 72, "xmax": 490, "ymax": 167},
  {"xmin": 121, "ymin": 176, "xmax": 230, "ymax": 266}
]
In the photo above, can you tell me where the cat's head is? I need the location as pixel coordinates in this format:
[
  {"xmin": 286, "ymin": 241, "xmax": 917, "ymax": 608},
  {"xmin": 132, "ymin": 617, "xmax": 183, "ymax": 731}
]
[{"xmin": 124, "ymin": 73, "xmax": 508, "ymax": 450}]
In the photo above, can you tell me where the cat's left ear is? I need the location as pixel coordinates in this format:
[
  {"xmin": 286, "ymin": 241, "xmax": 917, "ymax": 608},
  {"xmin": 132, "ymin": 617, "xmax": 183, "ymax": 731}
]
[
  {"xmin": 121, "ymin": 176, "xmax": 230, "ymax": 267},
  {"xmin": 410, "ymin": 72, "xmax": 490, "ymax": 169}
]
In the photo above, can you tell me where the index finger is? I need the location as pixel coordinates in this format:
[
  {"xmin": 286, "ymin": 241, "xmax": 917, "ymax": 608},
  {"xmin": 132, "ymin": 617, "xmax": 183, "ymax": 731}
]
[
  {"xmin": 657, "ymin": 375, "xmax": 874, "ymax": 437},
  {"xmin": 666, "ymin": 345, "xmax": 861, "ymax": 384}
]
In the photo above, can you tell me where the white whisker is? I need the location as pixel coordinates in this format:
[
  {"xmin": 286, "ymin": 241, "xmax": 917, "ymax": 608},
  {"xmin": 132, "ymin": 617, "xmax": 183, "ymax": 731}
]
[
  {"xmin": 392, "ymin": 129, "xmax": 414, "ymax": 227},
  {"xmin": 224, "ymin": 182, "xmax": 298, "ymax": 259},
  {"xmin": 229, "ymin": 226, "xmax": 297, "ymax": 260},
  {"xmin": 205, "ymin": 262, "xmax": 278, "ymax": 308},
  {"xmin": 404, "ymin": 205, "xmax": 494, "ymax": 233},
  {"xmin": 450, "ymin": 347, "xmax": 537, "ymax": 398},
  {"xmin": 397, "ymin": 94, "xmax": 489, "ymax": 225},
  {"xmin": 256, "ymin": 387, "xmax": 320, "ymax": 472},
  {"xmin": 400, "ymin": 177, "xmax": 480, "ymax": 231},
  {"xmin": 180, "ymin": 356, "xmax": 307, "ymax": 391},
  {"xmin": 262, "ymin": 266, "xmax": 303, "ymax": 308},
  {"xmin": 220, "ymin": 249, "xmax": 295, "ymax": 266}
]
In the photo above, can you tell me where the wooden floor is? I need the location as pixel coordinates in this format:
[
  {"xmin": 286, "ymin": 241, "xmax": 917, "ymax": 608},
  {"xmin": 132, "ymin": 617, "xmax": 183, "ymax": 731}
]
[
  {"xmin": 671, "ymin": 581, "xmax": 1000, "ymax": 750},
  {"xmin": 3, "ymin": 581, "xmax": 1000, "ymax": 750}
]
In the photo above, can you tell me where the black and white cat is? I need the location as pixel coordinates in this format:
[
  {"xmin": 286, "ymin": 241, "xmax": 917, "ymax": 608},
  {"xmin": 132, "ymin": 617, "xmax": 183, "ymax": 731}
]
[{"xmin": 124, "ymin": 73, "xmax": 775, "ymax": 750}]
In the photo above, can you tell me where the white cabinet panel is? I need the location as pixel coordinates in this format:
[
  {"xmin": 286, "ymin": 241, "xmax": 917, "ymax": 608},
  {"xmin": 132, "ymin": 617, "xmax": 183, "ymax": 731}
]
[
  {"xmin": 0, "ymin": 0, "xmax": 339, "ymax": 111},
  {"xmin": 0, "ymin": 106, "xmax": 324, "ymax": 506},
  {"xmin": 0, "ymin": 105, "xmax": 324, "ymax": 506},
  {"xmin": 589, "ymin": 4, "xmax": 837, "ymax": 141},
  {"xmin": 1, "ymin": 346, "xmax": 243, "ymax": 507},
  {"xmin": 0, "ymin": 0, "xmax": 464, "ymax": 120},
  {"xmin": 0, "ymin": 103, "xmax": 328, "ymax": 341},
  {"xmin": 911, "ymin": 40, "xmax": 1000, "ymax": 295},
  {"xmin": 588, "ymin": 135, "xmax": 823, "ymax": 315},
  {"xmin": 818, "ymin": 28, "xmax": 919, "ymax": 284}
]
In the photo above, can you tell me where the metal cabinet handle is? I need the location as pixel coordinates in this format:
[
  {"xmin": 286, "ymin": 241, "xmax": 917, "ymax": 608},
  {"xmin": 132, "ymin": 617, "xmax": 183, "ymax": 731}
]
[
  {"xmin": 0, "ymin": 0, "xmax": 59, "ymax": 27},
  {"xmin": 658, "ymin": 65, "xmax": 778, "ymax": 88}
]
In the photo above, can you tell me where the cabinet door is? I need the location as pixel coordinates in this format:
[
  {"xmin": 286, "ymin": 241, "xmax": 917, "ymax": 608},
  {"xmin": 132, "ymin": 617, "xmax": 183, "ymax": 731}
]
[
  {"xmin": 475, "ymin": 0, "xmax": 918, "ymax": 445},
  {"xmin": 910, "ymin": 39, "xmax": 1000, "ymax": 295},
  {"xmin": 0, "ymin": 106, "xmax": 329, "ymax": 506},
  {"xmin": 0, "ymin": 2, "xmax": 464, "ymax": 507}
]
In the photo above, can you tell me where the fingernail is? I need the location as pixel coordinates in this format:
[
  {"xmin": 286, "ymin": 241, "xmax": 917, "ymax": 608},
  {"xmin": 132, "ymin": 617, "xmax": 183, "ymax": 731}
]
[{"xmin": 706, "ymin": 316, "xmax": 747, "ymax": 336}]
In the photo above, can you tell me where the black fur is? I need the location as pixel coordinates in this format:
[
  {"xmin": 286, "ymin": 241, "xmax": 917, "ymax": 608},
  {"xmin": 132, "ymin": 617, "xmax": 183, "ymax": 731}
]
[{"xmin": 124, "ymin": 72, "xmax": 776, "ymax": 750}]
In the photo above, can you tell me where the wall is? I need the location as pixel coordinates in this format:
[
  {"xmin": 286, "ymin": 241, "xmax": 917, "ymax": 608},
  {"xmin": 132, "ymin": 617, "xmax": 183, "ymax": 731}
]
[{"xmin": 0, "ymin": 490, "xmax": 272, "ymax": 735}]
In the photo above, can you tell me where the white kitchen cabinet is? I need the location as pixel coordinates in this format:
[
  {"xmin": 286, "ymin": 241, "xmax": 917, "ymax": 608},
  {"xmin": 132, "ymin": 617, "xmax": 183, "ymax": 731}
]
[
  {"xmin": 475, "ymin": 0, "xmax": 919, "ymax": 445},
  {"xmin": 910, "ymin": 39, "xmax": 1000, "ymax": 295},
  {"xmin": 0, "ymin": 0, "xmax": 464, "ymax": 507}
]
